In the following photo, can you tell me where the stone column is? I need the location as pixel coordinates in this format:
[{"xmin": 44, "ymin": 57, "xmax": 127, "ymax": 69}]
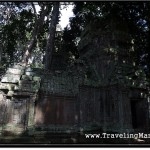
[{"xmin": 27, "ymin": 94, "xmax": 37, "ymax": 135}]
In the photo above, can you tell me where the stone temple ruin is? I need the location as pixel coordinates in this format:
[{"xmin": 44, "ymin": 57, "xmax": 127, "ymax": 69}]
[{"xmin": 0, "ymin": 19, "xmax": 150, "ymax": 138}]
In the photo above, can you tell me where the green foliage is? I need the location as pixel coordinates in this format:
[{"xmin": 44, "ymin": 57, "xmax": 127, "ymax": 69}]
[
  {"xmin": 1, "ymin": 2, "xmax": 35, "ymax": 67},
  {"xmin": 1, "ymin": 2, "xmax": 150, "ymax": 83},
  {"xmin": 62, "ymin": 2, "xmax": 150, "ymax": 84}
]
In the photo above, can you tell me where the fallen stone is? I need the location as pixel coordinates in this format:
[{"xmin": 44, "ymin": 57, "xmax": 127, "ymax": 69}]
[
  {"xmin": 7, "ymin": 91, "xmax": 14, "ymax": 97},
  {"xmin": 14, "ymin": 85, "xmax": 19, "ymax": 91},
  {"xmin": 25, "ymin": 67, "xmax": 33, "ymax": 72},
  {"xmin": 25, "ymin": 71, "xmax": 35, "ymax": 76},
  {"xmin": 0, "ymin": 93, "xmax": 4, "ymax": 101},
  {"xmin": 0, "ymin": 83, "xmax": 15, "ymax": 90},
  {"xmin": 13, "ymin": 63, "xmax": 26, "ymax": 69},
  {"xmin": 6, "ymin": 68, "xmax": 24, "ymax": 75},
  {"xmin": 1, "ymin": 74, "xmax": 21, "ymax": 83}
]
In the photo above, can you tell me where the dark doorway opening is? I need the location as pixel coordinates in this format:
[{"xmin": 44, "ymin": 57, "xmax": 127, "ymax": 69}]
[
  {"xmin": 130, "ymin": 99, "xmax": 147, "ymax": 129},
  {"xmin": 130, "ymin": 100, "xmax": 138, "ymax": 129}
]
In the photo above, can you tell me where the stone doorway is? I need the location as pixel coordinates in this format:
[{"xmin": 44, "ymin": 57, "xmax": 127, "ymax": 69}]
[
  {"xmin": 3, "ymin": 99, "xmax": 29, "ymax": 134},
  {"xmin": 130, "ymin": 99, "xmax": 147, "ymax": 129},
  {"xmin": 11, "ymin": 99, "xmax": 28, "ymax": 128}
]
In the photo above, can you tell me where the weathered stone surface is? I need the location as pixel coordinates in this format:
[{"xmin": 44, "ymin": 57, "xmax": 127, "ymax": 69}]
[
  {"xmin": 19, "ymin": 80, "xmax": 35, "ymax": 85},
  {"xmin": 25, "ymin": 71, "xmax": 35, "ymax": 76},
  {"xmin": 7, "ymin": 90, "xmax": 14, "ymax": 97},
  {"xmin": 28, "ymin": 100, "xmax": 35, "ymax": 127},
  {"xmin": 1, "ymin": 74, "xmax": 21, "ymax": 83},
  {"xmin": 26, "ymin": 67, "xmax": 33, "ymax": 72},
  {"xmin": 2, "ymin": 125, "xmax": 25, "ymax": 135},
  {"xmin": 0, "ymin": 92, "xmax": 5, "ymax": 101},
  {"xmin": 6, "ymin": 68, "xmax": 24, "ymax": 75},
  {"xmin": 19, "ymin": 83, "xmax": 40, "ymax": 92},
  {"xmin": 33, "ymin": 76, "xmax": 41, "ymax": 82},
  {"xmin": 21, "ymin": 75, "xmax": 33, "ymax": 81},
  {"xmin": 13, "ymin": 91, "xmax": 32, "ymax": 96},
  {"xmin": 0, "ymin": 83, "xmax": 15, "ymax": 90},
  {"xmin": 41, "ymin": 74, "xmax": 79, "ymax": 96},
  {"xmin": 13, "ymin": 63, "xmax": 25, "ymax": 70},
  {"xmin": 14, "ymin": 85, "xmax": 19, "ymax": 91}
]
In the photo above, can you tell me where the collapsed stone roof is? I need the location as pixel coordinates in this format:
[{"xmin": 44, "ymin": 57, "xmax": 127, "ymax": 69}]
[
  {"xmin": 0, "ymin": 63, "xmax": 84, "ymax": 98},
  {"xmin": 0, "ymin": 64, "xmax": 41, "ymax": 99}
]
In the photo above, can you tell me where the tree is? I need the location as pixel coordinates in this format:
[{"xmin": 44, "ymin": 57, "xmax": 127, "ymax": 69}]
[
  {"xmin": 62, "ymin": 2, "xmax": 150, "ymax": 83},
  {"xmin": 44, "ymin": 2, "xmax": 60, "ymax": 70},
  {"xmin": 22, "ymin": 3, "xmax": 49, "ymax": 64},
  {"xmin": 1, "ymin": 1, "xmax": 150, "ymax": 81},
  {"xmin": 0, "ymin": 2, "xmax": 34, "ymax": 67}
]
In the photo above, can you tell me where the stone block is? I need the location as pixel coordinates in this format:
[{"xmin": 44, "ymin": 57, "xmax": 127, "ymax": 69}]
[
  {"xmin": 32, "ymin": 83, "xmax": 40, "ymax": 92},
  {"xmin": 25, "ymin": 67, "xmax": 33, "ymax": 72},
  {"xmin": 1, "ymin": 74, "xmax": 21, "ymax": 83},
  {"xmin": 6, "ymin": 68, "xmax": 24, "ymax": 75},
  {"xmin": 0, "ymin": 83, "xmax": 15, "ymax": 90},
  {"xmin": 18, "ymin": 82, "xmax": 40, "ymax": 93},
  {"xmin": 14, "ymin": 85, "xmax": 19, "ymax": 91},
  {"xmin": 13, "ymin": 91, "xmax": 31, "ymax": 96},
  {"xmin": 19, "ymin": 80, "xmax": 33, "ymax": 85},
  {"xmin": 21, "ymin": 75, "xmax": 33, "ymax": 80},
  {"xmin": 7, "ymin": 91, "xmax": 14, "ymax": 97},
  {"xmin": 33, "ymin": 76, "xmax": 41, "ymax": 82},
  {"xmin": 13, "ymin": 64, "xmax": 25, "ymax": 70},
  {"xmin": 25, "ymin": 71, "xmax": 35, "ymax": 76}
]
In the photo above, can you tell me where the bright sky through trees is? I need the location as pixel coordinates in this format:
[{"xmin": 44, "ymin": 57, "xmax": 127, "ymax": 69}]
[
  {"xmin": 35, "ymin": 4, "xmax": 74, "ymax": 29},
  {"xmin": 59, "ymin": 5, "xmax": 74, "ymax": 29}
]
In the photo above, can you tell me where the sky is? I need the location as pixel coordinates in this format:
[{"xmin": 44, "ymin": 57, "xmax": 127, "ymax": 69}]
[
  {"xmin": 35, "ymin": 4, "xmax": 74, "ymax": 29},
  {"xmin": 59, "ymin": 5, "xmax": 74, "ymax": 29}
]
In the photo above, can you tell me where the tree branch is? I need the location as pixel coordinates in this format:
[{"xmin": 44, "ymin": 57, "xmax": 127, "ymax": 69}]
[{"xmin": 22, "ymin": 4, "xmax": 48, "ymax": 65}]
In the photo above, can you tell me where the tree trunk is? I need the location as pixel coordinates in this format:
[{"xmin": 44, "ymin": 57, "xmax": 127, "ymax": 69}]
[
  {"xmin": 45, "ymin": 2, "xmax": 60, "ymax": 70},
  {"xmin": 22, "ymin": 5, "xmax": 48, "ymax": 65},
  {"xmin": 0, "ymin": 45, "xmax": 2, "ymax": 65}
]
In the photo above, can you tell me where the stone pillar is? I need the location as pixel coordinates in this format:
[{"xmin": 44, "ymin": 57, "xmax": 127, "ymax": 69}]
[{"xmin": 27, "ymin": 95, "xmax": 36, "ymax": 127}]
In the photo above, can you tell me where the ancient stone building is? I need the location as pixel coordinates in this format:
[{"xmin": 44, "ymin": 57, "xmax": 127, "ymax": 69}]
[
  {"xmin": 0, "ymin": 19, "xmax": 149, "ymax": 137},
  {"xmin": 77, "ymin": 19, "xmax": 149, "ymax": 132}
]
